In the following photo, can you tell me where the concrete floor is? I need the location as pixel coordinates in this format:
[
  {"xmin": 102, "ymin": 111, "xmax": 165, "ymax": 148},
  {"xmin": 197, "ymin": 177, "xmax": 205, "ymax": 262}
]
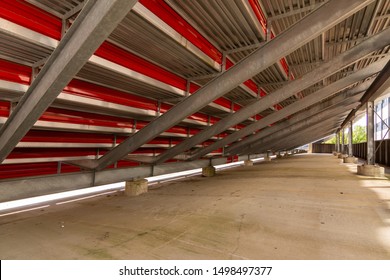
[{"xmin": 1, "ymin": 154, "xmax": 390, "ymax": 259}]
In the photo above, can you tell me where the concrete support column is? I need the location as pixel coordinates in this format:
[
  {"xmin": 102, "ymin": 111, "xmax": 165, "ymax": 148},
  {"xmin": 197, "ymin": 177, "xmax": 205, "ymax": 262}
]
[
  {"xmin": 264, "ymin": 151, "xmax": 272, "ymax": 161},
  {"xmin": 125, "ymin": 178, "xmax": 148, "ymax": 196},
  {"xmin": 367, "ymin": 101, "xmax": 375, "ymax": 165},
  {"xmin": 357, "ymin": 101, "xmax": 384, "ymax": 177},
  {"xmin": 348, "ymin": 121, "xmax": 353, "ymax": 157},
  {"xmin": 202, "ymin": 166, "xmax": 216, "ymax": 177},
  {"xmin": 341, "ymin": 128, "xmax": 345, "ymax": 154},
  {"xmin": 308, "ymin": 143, "xmax": 313, "ymax": 153},
  {"xmin": 344, "ymin": 121, "xmax": 358, "ymax": 163}
]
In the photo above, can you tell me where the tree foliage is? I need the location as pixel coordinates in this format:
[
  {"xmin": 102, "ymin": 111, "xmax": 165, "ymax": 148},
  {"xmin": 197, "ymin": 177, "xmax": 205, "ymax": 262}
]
[
  {"xmin": 352, "ymin": 125, "xmax": 367, "ymax": 143},
  {"xmin": 324, "ymin": 125, "xmax": 367, "ymax": 144}
]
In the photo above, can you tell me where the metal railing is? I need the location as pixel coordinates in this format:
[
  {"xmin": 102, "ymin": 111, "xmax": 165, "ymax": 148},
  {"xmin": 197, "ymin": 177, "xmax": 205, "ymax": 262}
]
[
  {"xmin": 353, "ymin": 140, "xmax": 390, "ymax": 166},
  {"xmin": 311, "ymin": 140, "xmax": 390, "ymax": 167}
]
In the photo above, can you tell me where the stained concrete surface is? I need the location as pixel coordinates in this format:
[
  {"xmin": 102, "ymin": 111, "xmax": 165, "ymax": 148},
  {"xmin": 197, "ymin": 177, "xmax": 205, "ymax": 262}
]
[{"xmin": 1, "ymin": 154, "xmax": 390, "ymax": 259}]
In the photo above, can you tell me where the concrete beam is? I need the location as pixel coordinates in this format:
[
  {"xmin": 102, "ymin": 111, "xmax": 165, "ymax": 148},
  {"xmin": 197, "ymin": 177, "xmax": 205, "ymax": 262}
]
[
  {"xmin": 0, "ymin": 0, "xmax": 138, "ymax": 163},
  {"xmin": 190, "ymin": 59, "xmax": 386, "ymax": 160},
  {"xmin": 154, "ymin": 25, "xmax": 390, "ymax": 165},
  {"xmin": 93, "ymin": 0, "xmax": 375, "ymax": 170}
]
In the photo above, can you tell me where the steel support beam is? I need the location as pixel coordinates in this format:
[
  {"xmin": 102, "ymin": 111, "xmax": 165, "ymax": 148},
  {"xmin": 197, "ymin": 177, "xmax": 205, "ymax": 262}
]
[
  {"xmin": 247, "ymin": 121, "xmax": 339, "ymax": 154},
  {"xmin": 225, "ymin": 94, "xmax": 359, "ymax": 155},
  {"xmin": 364, "ymin": 60, "xmax": 390, "ymax": 103},
  {"xmin": 236, "ymin": 102, "xmax": 359, "ymax": 155},
  {"xmin": 154, "ymin": 26, "xmax": 389, "ymax": 165},
  {"xmin": 92, "ymin": 0, "xmax": 374, "ymax": 170},
  {"xmin": 367, "ymin": 101, "xmax": 375, "ymax": 164},
  {"xmin": 244, "ymin": 109, "xmax": 356, "ymax": 155},
  {"xmin": 191, "ymin": 60, "xmax": 385, "ymax": 160},
  {"xmin": 340, "ymin": 59, "xmax": 390, "ymax": 128},
  {"xmin": 280, "ymin": 128, "xmax": 338, "ymax": 153},
  {"xmin": 227, "ymin": 93, "xmax": 363, "ymax": 155},
  {"xmin": 257, "ymin": 116, "xmax": 347, "ymax": 154},
  {"xmin": 269, "ymin": 3, "xmax": 325, "ymax": 21},
  {"xmin": 0, "ymin": 0, "xmax": 138, "ymax": 164},
  {"xmin": 248, "ymin": 117, "xmax": 354, "ymax": 152}
]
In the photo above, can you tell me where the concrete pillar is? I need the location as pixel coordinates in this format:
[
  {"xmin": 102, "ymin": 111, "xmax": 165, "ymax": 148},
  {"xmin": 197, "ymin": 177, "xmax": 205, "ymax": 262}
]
[
  {"xmin": 343, "ymin": 121, "xmax": 357, "ymax": 163},
  {"xmin": 367, "ymin": 101, "xmax": 375, "ymax": 165},
  {"xmin": 244, "ymin": 160, "xmax": 254, "ymax": 166},
  {"xmin": 357, "ymin": 101, "xmax": 383, "ymax": 177},
  {"xmin": 125, "ymin": 178, "xmax": 148, "ymax": 196},
  {"xmin": 336, "ymin": 132, "xmax": 340, "ymax": 153},
  {"xmin": 308, "ymin": 143, "xmax": 313, "ymax": 153},
  {"xmin": 341, "ymin": 128, "xmax": 345, "ymax": 154},
  {"xmin": 348, "ymin": 121, "xmax": 353, "ymax": 157},
  {"xmin": 202, "ymin": 166, "xmax": 216, "ymax": 177},
  {"xmin": 264, "ymin": 151, "xmax": 272, "ymax": 161}
]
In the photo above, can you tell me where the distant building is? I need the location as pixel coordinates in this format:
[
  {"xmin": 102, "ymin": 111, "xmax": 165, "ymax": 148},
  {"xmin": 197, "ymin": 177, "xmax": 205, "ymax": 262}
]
[{"xmin": 375, "ymin": 93, "xmax": 390, "ymax": 141}]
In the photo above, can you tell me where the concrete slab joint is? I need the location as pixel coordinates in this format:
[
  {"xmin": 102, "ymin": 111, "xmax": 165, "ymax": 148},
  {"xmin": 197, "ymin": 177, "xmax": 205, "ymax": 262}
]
[
  {"xmin": 357, "ymin": 164, "xmax": 385, "ymax": 178},
  {"xmin": 202, "ymin": 166, "xmax": 216, "ymax": 177},
  {"xmin": 125, "ymin": 178, "xmax": 148, "ymax": 196},
  {"xmin": 343, "ymin": 156, "xmax": 358, "ymax": 164}
]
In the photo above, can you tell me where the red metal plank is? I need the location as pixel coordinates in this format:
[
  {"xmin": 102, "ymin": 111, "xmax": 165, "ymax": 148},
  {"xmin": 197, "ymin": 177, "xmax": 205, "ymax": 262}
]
[
  {"xmin": 248, "ymin": 0, "xmax": 267, "ymax": 34},
  {"xmin": 7, "ymin": 148, "xmax": 98, "ymax": 159},
  {"xmin": 0, "ymin": 162, "xmax": 81, "ymax": 180},
  {"xmin": 0, "ymin": 101, "xmax": 10, "ymax": 117},
  {"xmin": 0, "ymin": 0, "xmax": 62, "ymax": 40},
  {"xmin": 65, "ymin": 79, "xmax": 159, "ymax": 112},
  {"xmin": 96, "ymin": 42, "xmax": 189, "ymax": 91},
  {"xmin": 21, "ymin": 131, "xmax": 114, "ymax": 144},
  {"xmin": 139, "ymin": 0, "xmax": 222, "ymax": 64},
  {"xmin": 0, "ymin": 59, "xmax": 31, "ymax": 84},
  {"xmin": 40, "ymin": 108, "xmax": 133, "ymax": 129}
]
